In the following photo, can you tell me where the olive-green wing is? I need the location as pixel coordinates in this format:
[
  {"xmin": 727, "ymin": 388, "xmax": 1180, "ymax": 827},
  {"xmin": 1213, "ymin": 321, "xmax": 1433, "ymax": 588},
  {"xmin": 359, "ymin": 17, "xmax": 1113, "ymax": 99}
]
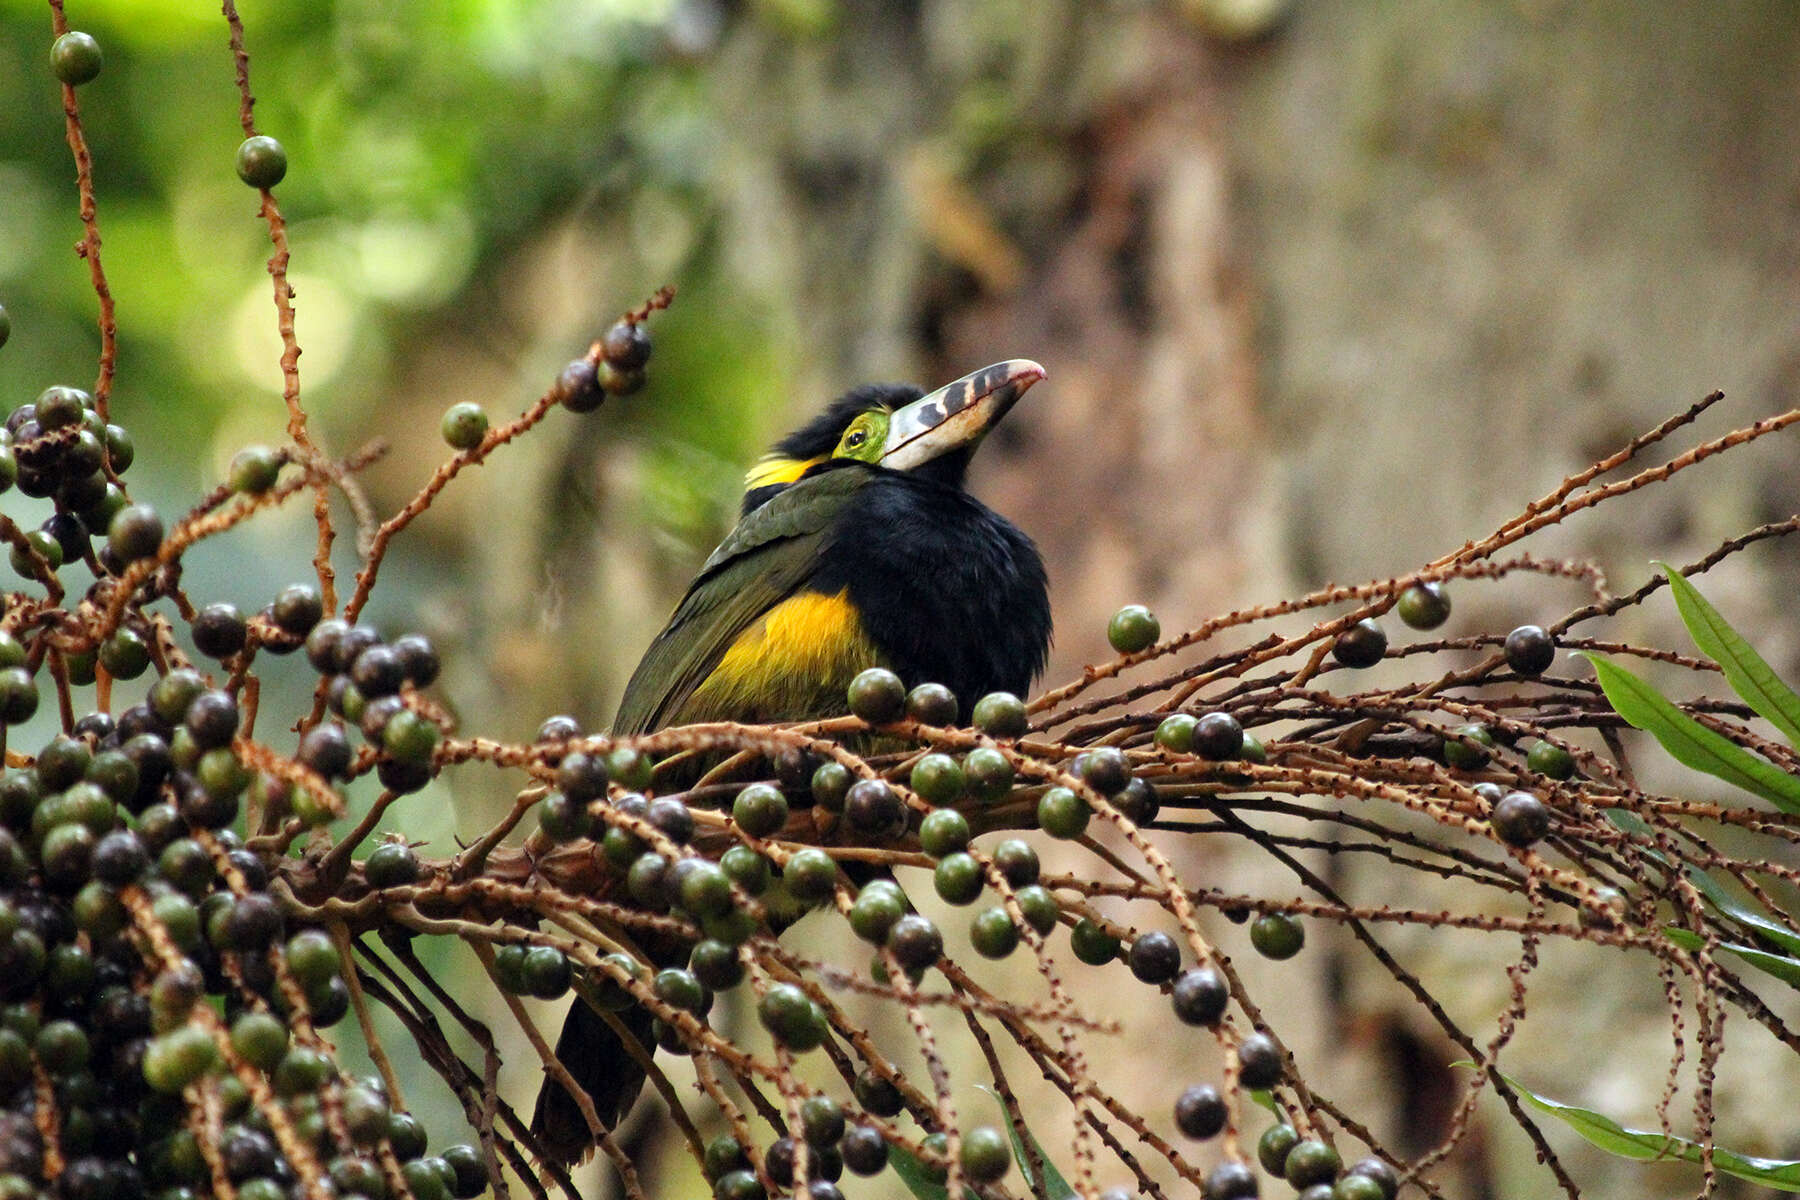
[{"xmin": 612, "ymin": 467, "xmax": 867, "ymax": 735}]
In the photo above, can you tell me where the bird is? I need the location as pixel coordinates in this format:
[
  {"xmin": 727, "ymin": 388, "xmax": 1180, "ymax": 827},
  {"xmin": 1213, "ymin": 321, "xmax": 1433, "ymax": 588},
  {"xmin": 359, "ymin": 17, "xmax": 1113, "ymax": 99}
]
[{"xmin": 531, "ymin": 359, "xmax": 1053, "ymax": 1165}]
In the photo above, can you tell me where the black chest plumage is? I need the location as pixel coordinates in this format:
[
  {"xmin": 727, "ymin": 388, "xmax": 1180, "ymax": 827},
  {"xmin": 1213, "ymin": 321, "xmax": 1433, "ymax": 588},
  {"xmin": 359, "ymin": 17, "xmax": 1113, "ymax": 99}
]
[{"xmin": 806, "ymin": 467, "xmax": 1051, "ymax": 718}]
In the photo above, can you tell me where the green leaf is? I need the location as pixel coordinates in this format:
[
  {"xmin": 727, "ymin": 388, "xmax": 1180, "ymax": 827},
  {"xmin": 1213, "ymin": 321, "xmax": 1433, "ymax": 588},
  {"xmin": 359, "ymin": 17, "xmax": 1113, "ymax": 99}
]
[
  {"xmin": 1489, "ymin": 1069, "xmax": 1800, "ymax": 1190},
  {"xmin": 1581, "ymin": 652, "xmax": 1800, "ymax": 814},
  {"xmin": 887, "ymin": 1143, "xmax": 952, "ymax": 1200},
  {"xmin": 1683, "ymin": 866, "xmax": 1800, "ymax": 957},
  {"xmin": 1656, "ymin": 561, "xmax": 1800, "ymax": 748},
  {"xmin": 1662, "ymin": 925, "xmax": 1800, "ymax": 988},
  {"xmin": 1247, "ymin": 1089, "xmax": 1281, "ymax": 1116},
  {"xmin": 974, "ymin": 1086, "xmax": 1076, "ymax": 1200}
]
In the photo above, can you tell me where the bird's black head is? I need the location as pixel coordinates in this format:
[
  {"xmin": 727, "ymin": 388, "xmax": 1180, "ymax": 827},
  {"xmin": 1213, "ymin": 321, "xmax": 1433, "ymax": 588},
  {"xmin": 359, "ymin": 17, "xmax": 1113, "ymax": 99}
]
[{"xmin": 740, "ymin": 361, "xmax": 1043, "ymax": 516}]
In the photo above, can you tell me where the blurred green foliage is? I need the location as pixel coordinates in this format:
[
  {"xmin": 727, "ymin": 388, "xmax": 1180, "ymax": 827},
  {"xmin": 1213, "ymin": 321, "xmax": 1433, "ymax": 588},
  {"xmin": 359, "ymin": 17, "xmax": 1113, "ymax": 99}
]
[
  {"xmin": 0, "ymin": 0, "xmax": 806, "ymax": 555},
  {"xmin": 0, "ymin": 0, "xmax": 828, "ymax": 1154}
]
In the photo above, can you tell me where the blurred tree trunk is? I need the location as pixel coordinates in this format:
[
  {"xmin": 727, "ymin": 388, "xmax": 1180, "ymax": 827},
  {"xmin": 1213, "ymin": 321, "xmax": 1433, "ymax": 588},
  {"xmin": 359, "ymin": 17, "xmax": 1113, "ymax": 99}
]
[{"xmin": 428, "ymin": 2, "xmax": 1800, "ymax": 1195}]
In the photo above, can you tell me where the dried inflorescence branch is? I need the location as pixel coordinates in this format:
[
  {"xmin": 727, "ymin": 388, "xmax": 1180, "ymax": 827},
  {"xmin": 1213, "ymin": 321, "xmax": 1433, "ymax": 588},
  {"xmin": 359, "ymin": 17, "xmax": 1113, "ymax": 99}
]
[{"xmin": 5, "ymin": 7, "xmax": 1800, "ymax": 1200}]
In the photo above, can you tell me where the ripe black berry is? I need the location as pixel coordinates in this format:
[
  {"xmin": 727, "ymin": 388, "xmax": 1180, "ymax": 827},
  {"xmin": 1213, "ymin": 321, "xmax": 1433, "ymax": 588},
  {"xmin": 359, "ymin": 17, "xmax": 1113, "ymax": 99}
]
[
  {"xmin": 1332, "ymin": 618, "xmax": 1387, "ymax": 668},
  {"xmin": 1128, "ymin": 930, "xmax": 1180, "ymax": 984},
  {"xmin": 1171, "ymin": 965, "xmax": 1229, "ymax": 1026},
  {"xmin": 1504, "ymin": 624, "xmax": 1556, "ymax": 675},
  {"xmin": 1491, "ymin": 790, "xmax": 1551, "ymax": 847},
  {"xmin": 1174, "ymin": 1084, "xmax": 1227, "ymax": 1139},
  {"xmin": 1236, "ymin": 1032, "xmax": 1283, "ymax": 1088},
  {"xmin": 1191, "ymin": 711, "xmax": 1243, "ymax": 760},
  {"xmin": 601, "ymin": 321, "xmax": 652, "ymax": 370}
]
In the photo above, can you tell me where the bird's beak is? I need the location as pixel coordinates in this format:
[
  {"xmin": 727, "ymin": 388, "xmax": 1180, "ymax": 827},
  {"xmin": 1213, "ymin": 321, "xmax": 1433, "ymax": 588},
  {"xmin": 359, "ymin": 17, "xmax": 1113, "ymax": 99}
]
[{"xmin": 878, "ymin": 359, "xmax": 1045, "ymax": 470}]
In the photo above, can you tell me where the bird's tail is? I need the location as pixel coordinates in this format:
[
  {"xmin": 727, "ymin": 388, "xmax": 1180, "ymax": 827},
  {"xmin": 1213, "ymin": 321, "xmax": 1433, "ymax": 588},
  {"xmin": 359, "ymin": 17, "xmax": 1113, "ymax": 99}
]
[{"xmin": 531, "ymin": 1000, "xmax": 654, "ymax": 1166}]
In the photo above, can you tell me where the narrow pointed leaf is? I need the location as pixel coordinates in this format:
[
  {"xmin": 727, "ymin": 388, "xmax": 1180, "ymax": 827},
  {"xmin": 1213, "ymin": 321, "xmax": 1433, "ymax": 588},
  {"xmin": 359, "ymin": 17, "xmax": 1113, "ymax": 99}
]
[
  {"xmin": 1581, "ymin": 652, "xmax": 1800, "ymax": 813},
  {"xmin": 975, "ymin": 1086, "xmax": 1076, "ymax": 1200},
  {"xmin": 1683, "ymin": 866, "xmax": 1800, "ymax": 956},
  {"xmin": 1656, "ymin": 561, "xmax": 1800, "ymax": 747},
  {"xmin": 1662, "ymin": 926, "xmax": 1800, "ymax": 988},
  {"xmin": 1490, "ymin": 1069, "xmax": 1800, "ymax": 1189},
  {"xmin": 888, "ymin": 1144, "xmax": 978, "ymax": 1200}
]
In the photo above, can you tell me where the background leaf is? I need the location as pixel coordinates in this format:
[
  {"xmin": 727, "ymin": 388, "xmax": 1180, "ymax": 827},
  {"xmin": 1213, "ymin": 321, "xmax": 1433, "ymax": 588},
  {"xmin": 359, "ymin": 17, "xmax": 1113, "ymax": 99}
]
[
  {"xmin": 974, "ymin": 1086, "xmax": 1077, "ymax": 1200},
  {"xmin": 1491, "ymin": 1070, "xmax": 1800, "ymax": 1190},
  {"xmin": 1581, "ymin": 652, "xmax": 1800, "ymax": 813},
  {"xmin": 1656, "ymin": 561, "xmax": 1800, "ymax": 747}
]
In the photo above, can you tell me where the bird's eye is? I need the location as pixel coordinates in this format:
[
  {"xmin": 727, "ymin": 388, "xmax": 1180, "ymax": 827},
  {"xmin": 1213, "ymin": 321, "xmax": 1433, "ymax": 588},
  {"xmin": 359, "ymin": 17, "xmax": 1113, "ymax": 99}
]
[{"xmin": 846, "ymin": 431, "xmax": 865, "ymax": 447}]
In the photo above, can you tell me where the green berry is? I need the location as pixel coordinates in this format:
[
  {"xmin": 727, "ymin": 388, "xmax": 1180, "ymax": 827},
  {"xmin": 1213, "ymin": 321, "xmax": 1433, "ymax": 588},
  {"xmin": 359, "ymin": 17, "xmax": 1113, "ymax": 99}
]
[
  {"xmin": 963, "ymin": 746, "xmax": 1014, "ymax": 803},
  {"xmin": 811, "ymin": 760, "xmax": 852, "ymax": 811},
  {"xmin": 365, "ymin": 840, "xmax": 421, "ymax": 887},
  {"xmin": 98, "ymin": 628, "xmax": 151, "ymax": 679},
  {"xmin": 1257, "ymin": 1122, "xmax": 1300, "ymax": 1174},
  {"xmin": 1335, "ymin": 1174, "xmax": 1389, "ymax": 1200},
  {"xmin": 1154, "ymin": 713, "xmax": 1196, "ymax": 752},
  {"xmin": 1343, "ymin": 1156, "xmax": 1400, "ymax": 1200},
  {"xmin": 235, "ymin": 135, "xmax": 288, "ymax": 189},
  {"xmin": 781, "ymin": 847, "xmax": 837, "ymax": 903},
  {"xmin": 904, "ymin": 681, "xmax": 958, "ymax": 724},
  {"xmin": 1442, "ymin": 722, "xmax": 1494, "ymax": 770},
  {"xmin": 910, "ymin": 753, "xmax": 965, "ymax": 805},
  {"xmin": 1527, "ymin": 739, "xmax": 1575, "ymax": 780},
  {"xmin": 917, "ymin": 806, "xmax": 970, "ymax": 856},
  {"xmin": 51, "ymin": 31, "xmax": 103, "ymax": 85},
  {"xmin": 1397, "ymin": 581, "xmax": 1451, "ymax": 629},
  {"xmin": 959, "ymin": 1125, "xmax": 1011, "ymax": 1184},
  {"xmin": 10, "ymin": 528, "xmax": 61, "ymax": 578},
  {"xmin": 1284, "ymin": 1139, "xmax": 1341, "ymax": 1188},
  {"xmin": 229, "ymin": 1011, "xmax": 288, "ymax": 1071},
  {"xmin": 731, "ymin": 782, "xmax": 788, "ymax": 838},
  {"xmin": 719, "ymin": 844, "xmax": 771, "ymax": 893},
  {"xmin": 1107, "ymin": 604, "xmax": 1160, "ymax": 653},
  {"xmin": 971, "ymin": 690, "xmax": 1027, "ymax": 737},
  {"xmin": 969, "ymin": 906, "xmax": 1019, "ymax": 958},
  {"xmin": 704, "ymin": 1133, "xmax": 749, "ymax": 1181},
  {"xmin": 1249, "ymin": 912, "xmax": 1305, "ymax": 960},
  {"xmin": 672, "ymin": 858, "xmax": 731, "ymax": 918},
  {"xmin": 537, "ymin": 790, "xmax": 593, "ymax": 843},
  {"xmin": 756, "ymin": 982, "xmax": 827, "ymax": 1051},
  {"xmin": 144, "ymin": 1025, "xmax": 219, "ymax": 1093},
  {"xmin": 848, "ymin": 883, "xmax": 906, "ymax": 944},
  {"xmin": 1069, "ymin": 917, "xmax": 1119, "ymax": 965},
  {"xmin": 605, "ymin": 745, "xmax": 654, "ymax": 790},
  {"xmin": 598, "ymin": 359, "xmax": 645, "ymax": 397},
  {"xmin": 932, "ymin": 852, "xmax": 983, "ymax": 905},
  {"xmin": 228, "ymin": 445, "xmax": 281, "ymax": 494},
  {"xmin": 846, "ymin": 667, "xmax": 905, "ymax": 724},
  {"xmin": 689, "ymin": 939, "xmax": 745, "ymax": 991},
  {"xmin": 103, "ymin": 423, "xmax": 133, "ymax": 472},
  {"xmin": 1037, "ymin": 785, "xmax": 1090, "ymax": 839},
  {"xmin": 108, "ymin": 503, "xmax": 163, "ymax": 562},
  {"xmin": 0, "ymin": 668, "xmax": 35, "ymax": 724},
  {"xmin": 1014, "ymin": 884, "xmax": 1059, "ymax": 935},
  {"xmin": 440, "ymin": 402, "xmax": 488, "ymax": 450},
  {"xmin": 383, "ymin": 708, "xmax": 440, "ymax": 762}
]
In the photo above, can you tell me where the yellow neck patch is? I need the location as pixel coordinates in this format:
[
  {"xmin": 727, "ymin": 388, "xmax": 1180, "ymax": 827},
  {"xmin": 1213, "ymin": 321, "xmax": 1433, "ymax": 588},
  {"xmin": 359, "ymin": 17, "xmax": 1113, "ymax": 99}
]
[
  {"xmin": 744, "ymin": 455, "xmax": 824, "ymax": 492},
  {"xmin": 683, "ymin": 588, "xmax": 882, "ymax": 724}
]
